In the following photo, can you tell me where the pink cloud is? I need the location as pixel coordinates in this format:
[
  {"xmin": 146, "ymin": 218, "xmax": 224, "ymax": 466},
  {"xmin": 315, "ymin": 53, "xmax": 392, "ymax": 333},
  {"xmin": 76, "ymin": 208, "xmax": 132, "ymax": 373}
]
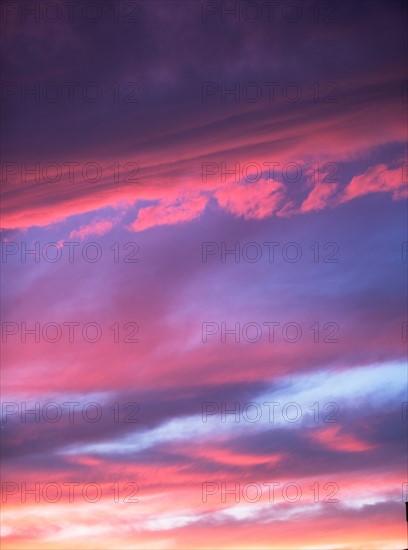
[
  {"xmin": 129, "ymin": 195, "xmax": 208, "ymax": 232},
  {"xmin": 1, "ymin": 78, "xmax": 406, "ymax": 233},
  {"xmin": 307, "ymin": 425, "xmax": 376, "ymax": 452},
  {"xmin": 214, "ymin": 179, "xmax": 286, "ymax": 220},
  {"xmin": 300, "ymin": 182, "xmax": 339, "ymax": 213},
  {"xmin": 341, "ymin": 163, "xmax": 406, "ymax": 202},
  {"xmin": 69, "ymin": 220, "xmax": 114, "ymax": 240}
]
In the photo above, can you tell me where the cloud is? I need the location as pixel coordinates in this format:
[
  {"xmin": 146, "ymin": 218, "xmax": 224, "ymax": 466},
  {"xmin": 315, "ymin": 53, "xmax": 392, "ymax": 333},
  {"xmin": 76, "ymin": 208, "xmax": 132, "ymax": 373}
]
[
  {"xmin": 69, "ymin": 219, "xmax": 114, "ymax": 240},
  {"xmin": 1, "ymin": 70, "xmax": 406, "ymax": 233},
  {"xmin": 1, "ymin": 2, "xmax": 407, "ymax": 547},
  {"xmin": 341, "ymin": 163, "xmax": 406, "ymax": 202},
  {"xmin": 306, "ymin": 425, "xmax": 377, "ymax": 453},
  {"xmin": 214, "ymin": 179, "xmax": 286, "ymax": 220},
  {"xmin": 300, "ymin": 182, "xmax": 339, "ymax": 213},
  {"xmin": 129, "ymin": 195, "xmax": 208, "ymax": 232}
]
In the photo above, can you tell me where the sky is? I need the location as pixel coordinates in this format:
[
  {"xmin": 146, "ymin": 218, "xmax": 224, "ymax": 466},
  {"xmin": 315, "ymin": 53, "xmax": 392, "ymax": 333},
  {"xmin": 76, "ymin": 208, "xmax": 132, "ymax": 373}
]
[{"xmin": 0, "ymin": 0, "xmax": 407, "ymax": 549}]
